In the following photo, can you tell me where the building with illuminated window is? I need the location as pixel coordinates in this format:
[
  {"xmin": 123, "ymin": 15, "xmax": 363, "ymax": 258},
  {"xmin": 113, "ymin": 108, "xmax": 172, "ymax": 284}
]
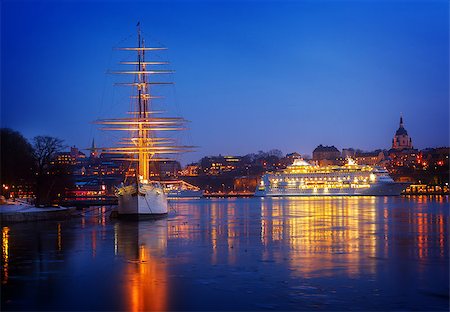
[
  {"xmin": 149, "ymin": 161, "xmax": 181, "ymax": 178},
  {"xmin": 313, "ymin": 145, "xmax": 340, "ymax": 161},
  {"xmin": 52, "ymin": 146, "xmax": 86, "ymax": 166},
  {"xmin": 312, "ymin": 145, "xmax": 342, "ymax": 166},
  {"xmin": 200, "ymin": 155, "xmax": 242, "ymax": 175},
  {"xmin": 179, "ymin": 164, "xmax": 200, "ymax": 176}
]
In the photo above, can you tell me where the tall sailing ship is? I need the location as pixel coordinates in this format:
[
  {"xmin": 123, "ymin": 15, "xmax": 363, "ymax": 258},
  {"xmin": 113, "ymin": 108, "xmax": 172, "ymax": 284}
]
[
  {"xmin": 255, "ymin": 158, "xmax": 409, "ymax": 197},
  {"xmin": 96, "ymin": 24, "xmax": 192, "ymax": 217}
]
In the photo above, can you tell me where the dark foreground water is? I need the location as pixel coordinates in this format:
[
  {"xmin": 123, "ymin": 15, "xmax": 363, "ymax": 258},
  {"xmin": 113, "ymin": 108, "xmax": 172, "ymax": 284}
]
[{"xmin": 1, "ymin": 196, "xmax": 449, "ymax": 311}]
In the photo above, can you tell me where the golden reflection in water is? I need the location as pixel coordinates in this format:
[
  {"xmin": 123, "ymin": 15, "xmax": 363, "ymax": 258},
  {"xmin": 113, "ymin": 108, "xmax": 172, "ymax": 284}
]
[
  {"xmin": 114, "ymin": 223, "xmax": 119, "ymax": 256},
  {"xmin": 417, "ymin": 212, "xmax": 428, "ymax": 259},
  {"xmin": 227, "ymin": 205, "xmax": 237, "ymax": 264},
  {"xmin": 383, "ymin": 207, "xmax": 389, "ymax": 258},
  {"xmin": 2, "ymin": 226, "xmax": 9, "ymax": 284},
  {"xmin": 206, "ymin": 202, "xmax": 232, "ymax": 264},
  {"xmin": 204, "ymin": 201, "xmax": 244, "ymax": 265},
  {"xmin": 210, "ymin": 202, "xmax": 218, "ymax": 264},
  {"xmin": 438, "ymin": 215, "xmax": 444, "ymax": 257},
  {"xmin": 261, "ymin": 202, "xmax": 268, "ymax": 246},
  {"xmin": 116, "ymin": 222, "xmax": 168, "ymax": 312},
  {"xmin": 81, "ymin": 211, "xmax": 86, "ymax": 229},
  {"xmin": 57, "ymin": 223, "xmax": 62, "ymax": 251},
  {"xmin": 91, "ymin": 230, "xmax": 97, "ymax": 258},
  {"xmin": 101, "ymin": 206, "xmax": 106, "ymax": 227},
  {"xmin": 413, "ymin": 196, "xmax": 447, "ymax": 260},
  {"xmin": 168, "ymin": 205, "xmax": 201, "ymax": 242},
  {"xmin": 273, "ymin": 206, "xmax": 283, "ymax": 242},
  {"xmin": 100, "ymin": 207, "xmax": 107, "ymax": 240},
  {"xmin": 262, "ymin": 197, "xmax": 378, "ymax": 278}
]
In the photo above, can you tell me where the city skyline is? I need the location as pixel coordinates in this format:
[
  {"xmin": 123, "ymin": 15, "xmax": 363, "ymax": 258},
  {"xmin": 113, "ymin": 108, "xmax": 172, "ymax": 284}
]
[{"xmin": 2, "ymin": 0, "xmax": 449, "ymax": 164}]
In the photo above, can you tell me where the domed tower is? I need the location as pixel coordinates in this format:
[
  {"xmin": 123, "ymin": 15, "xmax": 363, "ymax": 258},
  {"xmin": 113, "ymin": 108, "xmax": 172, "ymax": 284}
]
[{"xmin": 392, "ymin": 115, "xmax": 413, "ymax": 150}]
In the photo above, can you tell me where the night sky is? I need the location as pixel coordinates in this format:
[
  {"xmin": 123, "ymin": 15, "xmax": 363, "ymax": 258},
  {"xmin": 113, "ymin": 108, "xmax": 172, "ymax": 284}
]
[{"xmin": 2, "ymin": 0, "xmax": 448, "ymax": 164}]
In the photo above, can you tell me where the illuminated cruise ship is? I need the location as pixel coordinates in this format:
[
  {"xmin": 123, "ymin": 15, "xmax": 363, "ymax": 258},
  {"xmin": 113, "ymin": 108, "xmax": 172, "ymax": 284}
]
[{"xmin": 255, "ymin": 159, "xmax": 409, "ymax": 196}]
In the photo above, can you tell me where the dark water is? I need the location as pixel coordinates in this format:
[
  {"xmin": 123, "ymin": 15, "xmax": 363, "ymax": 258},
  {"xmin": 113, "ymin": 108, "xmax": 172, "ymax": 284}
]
[{"xmin": 1, "ymin": 196, "xmax": 449, "ymax": 311}]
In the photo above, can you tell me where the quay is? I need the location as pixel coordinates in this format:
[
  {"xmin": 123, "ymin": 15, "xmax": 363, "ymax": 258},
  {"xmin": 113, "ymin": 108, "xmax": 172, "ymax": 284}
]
[
  {"xmin": 403, "ymin": 184, "xmax": 449, "ymax": 195},
  {"xmin": 0, "ymin": 199, "xmax": 76, "ymax": 223},
  {"xmin": 60, "ymin": 195, "xmax": 118, "ymax": 207},
  {"xmin": 204, "ymin": 192, "xmax": 254, "ymax": 198}
]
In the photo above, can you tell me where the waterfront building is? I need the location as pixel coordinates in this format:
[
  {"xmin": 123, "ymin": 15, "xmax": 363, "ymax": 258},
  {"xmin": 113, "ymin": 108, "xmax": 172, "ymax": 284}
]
[
  {"xmin": 80, "ymin": 152, "xmax": 127, "ymax": 176},
  {"xmin": 200, "ymin": 155, "xmax": 242, "ymax": 175},
  {"xmin": 233, "ymin": 176, "xmax": 258, "ymax": 193},
  {"xmin": 342, "ymin": 148, "xmax": 390, "ymax": 166},
  {"xmin": 281, "ymin": 152, "xmax": 302, "ymax": 166},
  {"xmin": 392, "ymin": 115, "xmax": 413, "ymax": 150},
  {"xmin": 179, "ymin": 164, "xmax": 200, "ymax": 176},
  {"xmin": 312, "ymin": 145, "xmax": 341, "ymax": 164},
  {"xmin": 354, "ymin": 151, "xmax": 385, "ymax": 165},
  {"xmin": 286, "ymin": 152, "xmax": 302, "ymax": 160},
  {"xmin": 419, "ymin": 147, "xmax": 450, "ymax": 168},
  {"xmin": 52, "ymin": 146, "xmax": 86, "ymax": 166},
  {"xmin": 149, "ymin": 161, "xmax": 181, "ymax": 178},
  {"xmin": 388, "ymin": 149, "xmax": 418, "ymax": 168},
  {"xmin": 342, "ymin": 148, "xmax": 356, "ymax": 159}
]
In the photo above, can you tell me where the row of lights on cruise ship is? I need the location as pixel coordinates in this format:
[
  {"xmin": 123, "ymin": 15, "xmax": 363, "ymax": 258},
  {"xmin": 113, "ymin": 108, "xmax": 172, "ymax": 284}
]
[
  {"xmin": 270, "ymin": 174, "xmax": 376, "ymax": 183},
  {"xmin": 272, "ymin": 176, "xmax": 355, "ymax": 182}
]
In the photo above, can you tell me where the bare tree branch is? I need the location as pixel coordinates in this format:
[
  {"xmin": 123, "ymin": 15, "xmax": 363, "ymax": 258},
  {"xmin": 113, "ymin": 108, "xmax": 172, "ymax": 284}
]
[{"xmin": 32, "ymin": 136, "xmax": 65, "ymax": 174}]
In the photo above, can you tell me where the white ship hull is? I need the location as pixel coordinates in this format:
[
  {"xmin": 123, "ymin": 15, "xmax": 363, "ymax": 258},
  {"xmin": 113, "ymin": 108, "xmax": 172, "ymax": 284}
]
[
  {"xmin": 116, "ymin": 183, "xmax": 168, "ymax": 217},
  {"xmin": 255, "ymin": 182, "xmax": 409, "ymax": 197}
]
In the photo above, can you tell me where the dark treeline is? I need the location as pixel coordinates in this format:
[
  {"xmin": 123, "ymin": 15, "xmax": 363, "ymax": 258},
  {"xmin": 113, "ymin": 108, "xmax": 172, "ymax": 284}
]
[{"xmin": 0, "ymin": 128, "xmax": 71, "ymax": 206}]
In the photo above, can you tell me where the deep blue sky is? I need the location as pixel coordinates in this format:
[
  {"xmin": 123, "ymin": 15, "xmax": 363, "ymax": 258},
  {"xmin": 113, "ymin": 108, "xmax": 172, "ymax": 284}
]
[{"xmin": 2, "ymin": 0, "xmax": 449, "ymax": 163}]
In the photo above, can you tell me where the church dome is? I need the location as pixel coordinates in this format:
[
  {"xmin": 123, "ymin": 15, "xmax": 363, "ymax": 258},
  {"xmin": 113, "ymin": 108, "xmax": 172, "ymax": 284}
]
[{"xmin": 395, "ymin": 127, "xmax": 408, "ymax": 136}]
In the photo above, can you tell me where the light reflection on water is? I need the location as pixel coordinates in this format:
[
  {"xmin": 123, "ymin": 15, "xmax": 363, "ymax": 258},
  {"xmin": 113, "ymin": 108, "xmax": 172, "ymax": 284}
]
[
  {"xmin": 115, "ymin": 221, "xmax": 168, "ymax": 312},
  {"xmin": 1, "ymin": 196, "xmax": 448, "ymax": 311},
  {"xmin": 2, "ymin": 226, "xmax": 9, "ymax": 284},
  {"xmin": 261, "ymin": 197, "xmax": 379, "ymax": 278}
]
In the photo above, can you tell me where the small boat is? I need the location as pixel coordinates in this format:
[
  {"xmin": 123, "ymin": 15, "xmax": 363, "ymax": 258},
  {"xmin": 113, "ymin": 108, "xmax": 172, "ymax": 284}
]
[{"xmin": 159, "ymin": 180, "xmax": 204, "ymax": 198}]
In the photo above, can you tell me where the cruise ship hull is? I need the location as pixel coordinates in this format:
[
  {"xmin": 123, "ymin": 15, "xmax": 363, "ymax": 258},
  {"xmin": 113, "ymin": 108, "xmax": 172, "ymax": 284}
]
[
  {"xmin": 255, "ymin": 182, "xmax": 409, "ymax": 197},
  {"xmin": 116, "ymin": 183, "xmax": 168, "ymax": 218}
]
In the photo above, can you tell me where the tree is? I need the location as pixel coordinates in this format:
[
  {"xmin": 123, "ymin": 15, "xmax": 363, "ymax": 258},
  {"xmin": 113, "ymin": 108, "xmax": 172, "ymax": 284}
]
[
  {"xmin": 268, "ymin": 149, "xmax": 283, "ymax": 158},
  {"xmin": 33, "ymin": 136, "xmax": 65, "ymax": 206},
  {"xmin": 33, "ymin": 136, "xmax": 65, "ymax": 175},
  {"xmin": 0, "ymin": 128, "xmax": 36, "ymax": 197}
]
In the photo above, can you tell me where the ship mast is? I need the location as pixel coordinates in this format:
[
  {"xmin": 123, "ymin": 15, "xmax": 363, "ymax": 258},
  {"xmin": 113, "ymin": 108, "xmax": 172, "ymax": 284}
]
[
  {"xmin": 96, "ymin": 23, "xmax": 193, "ymax": 183},
  {"xmin": 136, "ymin": 23, "xmax": 148, "ymax": 180}
]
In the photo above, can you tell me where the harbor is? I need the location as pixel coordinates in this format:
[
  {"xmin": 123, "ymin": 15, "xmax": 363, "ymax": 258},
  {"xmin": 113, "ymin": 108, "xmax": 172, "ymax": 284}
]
[
  {"xmin": 1, "ymin": 196, "xmax": 448, "ymax": 310},
  {"xmin": 1, "ymin": 1, "xmax": 449, "ymax": 311}
]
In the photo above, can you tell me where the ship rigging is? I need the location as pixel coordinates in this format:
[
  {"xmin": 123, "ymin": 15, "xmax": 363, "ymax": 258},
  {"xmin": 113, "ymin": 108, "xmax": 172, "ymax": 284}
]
[{"xmin": 95, "ymin": 23, "xmax": 193, "ymax": 216}]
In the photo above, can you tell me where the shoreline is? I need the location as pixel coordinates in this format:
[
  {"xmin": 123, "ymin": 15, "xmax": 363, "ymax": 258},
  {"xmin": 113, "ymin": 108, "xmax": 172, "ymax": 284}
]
[{"xmin": 0, "ymin": 201, "xmax": 77, "ymax": 223}]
